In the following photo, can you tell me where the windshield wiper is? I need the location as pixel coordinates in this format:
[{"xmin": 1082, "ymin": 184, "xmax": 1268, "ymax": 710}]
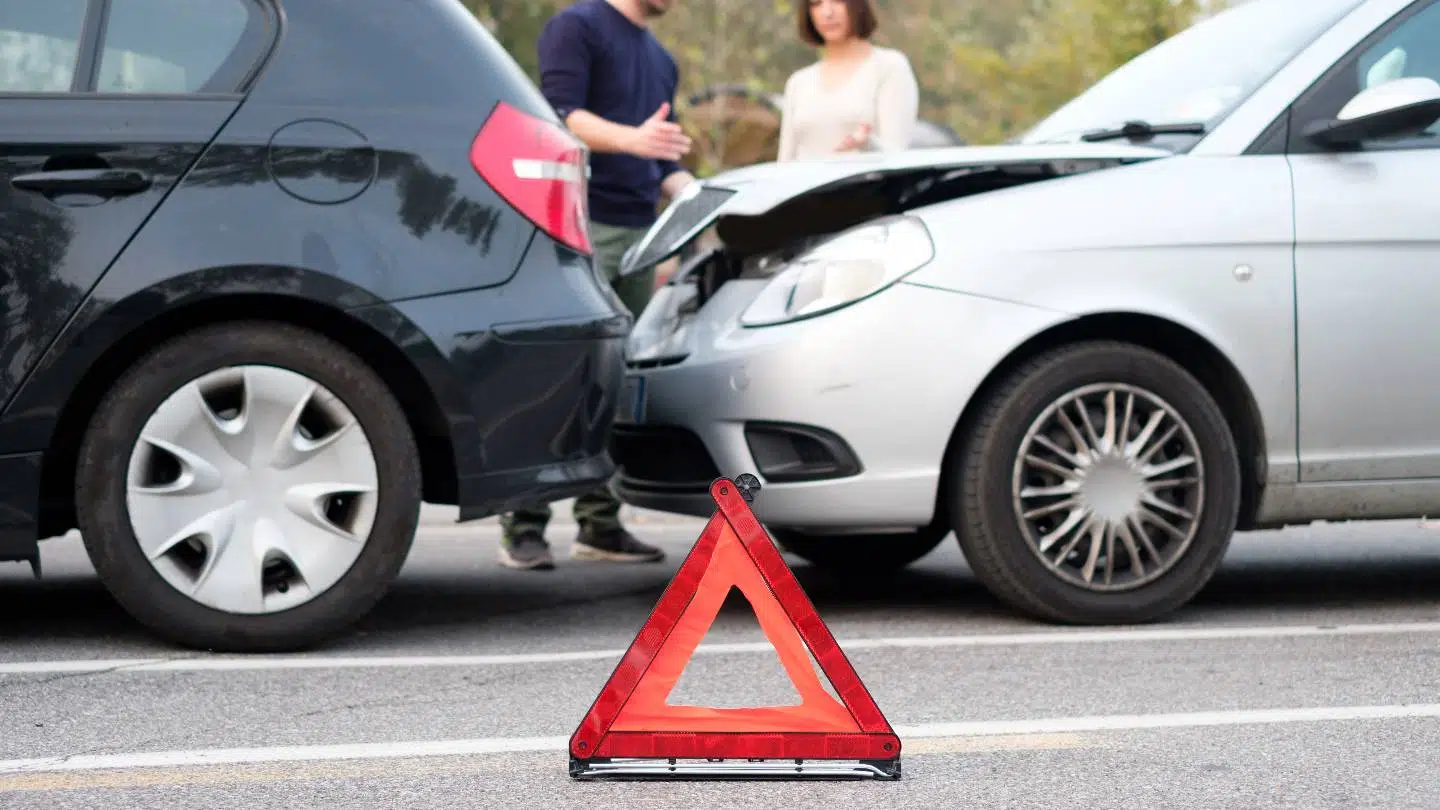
[{"xmin": 1079, "ymin": 120, "xmax": 1207, "ymax": 142}]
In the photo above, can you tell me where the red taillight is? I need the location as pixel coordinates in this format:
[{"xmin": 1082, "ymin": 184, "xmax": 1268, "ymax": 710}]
[{"xmin": 470, "ymin": 101, "xmax": 591, "ymax": 254}]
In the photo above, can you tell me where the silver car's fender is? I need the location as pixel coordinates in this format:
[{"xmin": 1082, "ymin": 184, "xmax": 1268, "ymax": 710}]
[{"xmin": 904, "ymin": 152, "xmax": 1299, "ymax": 489}]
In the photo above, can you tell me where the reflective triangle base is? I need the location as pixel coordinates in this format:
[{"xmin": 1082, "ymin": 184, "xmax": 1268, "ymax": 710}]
[{"xmin": 569, "ymin": 756, "xmax": 902, "ymax": 781}]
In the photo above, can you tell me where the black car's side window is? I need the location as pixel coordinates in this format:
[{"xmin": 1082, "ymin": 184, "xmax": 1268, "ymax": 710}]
[
  {"xmin": 96, "ymin": 0, "xmax": 262, "ymax": 95},
  {"xmin": 0, "ymin": 1, "xmax": 91, "ymax": 93}
]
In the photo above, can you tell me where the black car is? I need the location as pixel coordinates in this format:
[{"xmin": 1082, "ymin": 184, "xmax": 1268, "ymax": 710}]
[{"xmin": 1, "ymin": 0, "xmax": 630, "ymax": 651}]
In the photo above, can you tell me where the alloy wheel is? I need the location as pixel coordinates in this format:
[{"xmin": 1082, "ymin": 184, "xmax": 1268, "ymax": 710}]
[{"xmin": 1010, "ymin": 382, "xmax": 1205, "ymax": 592}]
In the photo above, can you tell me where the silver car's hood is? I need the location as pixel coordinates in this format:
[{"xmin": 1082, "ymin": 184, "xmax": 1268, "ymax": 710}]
[{"xmin": 620, "ymin": 142, "xmax": 1172, "ymax": 275}]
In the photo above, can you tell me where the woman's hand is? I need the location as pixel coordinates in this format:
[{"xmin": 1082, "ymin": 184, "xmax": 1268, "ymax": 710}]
[{"xmin": 836, "ymin": 122, "xmax": 872, "ymax": 152}]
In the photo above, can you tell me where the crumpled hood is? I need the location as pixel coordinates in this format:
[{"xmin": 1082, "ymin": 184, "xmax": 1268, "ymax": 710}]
[{"xmin": 620, "ymin": 141, "xmax": 1173, "ymax": 275}]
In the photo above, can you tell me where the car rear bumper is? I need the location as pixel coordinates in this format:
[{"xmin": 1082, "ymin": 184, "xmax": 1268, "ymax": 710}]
[
  {"xmin": 446, "ymin": 318, "xmax": 628, "ymax": 521},
  {"xmin": 375, "ymin": 234, "xmax": 632, "ymax": 521},
  {"xmin": 457, "ymin": 452, "xmax": 617, "ymax": 521}
]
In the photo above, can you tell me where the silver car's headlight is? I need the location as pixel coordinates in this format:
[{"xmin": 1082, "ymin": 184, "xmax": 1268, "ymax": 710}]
[{"xmin": 738, "ymin": 215, "xmax": 935, "ymax": 328}]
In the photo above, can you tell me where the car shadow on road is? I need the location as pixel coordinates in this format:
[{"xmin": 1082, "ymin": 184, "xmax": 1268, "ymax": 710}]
[
  {"xmin": 777, "ymin": 540, "xmax": 1440, "ymax": 624},
  {"xmin": 0, "ymin": 572, "xmax": 156, "ymax": 646},
  {"xmin": 1192, "ymin": 549, "xmax": 1440, "ymax": 612},
  {"xmin": 1, "ymin": 527, "xmax": 1437, "ymax": 650}
]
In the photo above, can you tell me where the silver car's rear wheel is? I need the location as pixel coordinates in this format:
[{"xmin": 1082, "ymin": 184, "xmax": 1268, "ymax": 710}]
[
  {"xmin": 1011, "ymin": 383, "xmax": 1204, "ymax": 593},
  {"xmin": 77, "ymin": 322, "xmax": 421, "ymax": 652},
  {"xmin": 948, "ymin": 341, "xmax": 1240, "ymax": 625},
  {"xmin": 126, "ymin": 366, "xmax": 380, "ymax": 615}
]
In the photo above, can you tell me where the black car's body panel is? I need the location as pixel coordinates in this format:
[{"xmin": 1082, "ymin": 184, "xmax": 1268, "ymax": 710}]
[
  {"xmin": 0, "ymin": 97, "xmax": 240, "ymax": 410},
  {"xmin": 0, "ymin": 0, "xmax": 630, "ymax": 563},
  {"xmin": 4, "ymin": 266, "xmax": 392, "ymax": 456},
  {"xmin": 248, "ymin": 0, "xmax": 561, "ymax": 125},
  {"xmin": 376, "ymin": 235, "xmax": 630, "ymax": 520}
]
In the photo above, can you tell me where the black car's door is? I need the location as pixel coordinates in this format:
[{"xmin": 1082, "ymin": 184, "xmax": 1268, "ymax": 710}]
[{"xmin": 0, "ymin": 0, "xmax": 273, "ymax": 411}]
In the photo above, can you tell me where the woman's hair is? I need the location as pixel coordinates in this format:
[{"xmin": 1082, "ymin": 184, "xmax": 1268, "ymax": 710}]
[{"xmin": 797, "ymin": 0, "xmax": 878, "ymax": 46}]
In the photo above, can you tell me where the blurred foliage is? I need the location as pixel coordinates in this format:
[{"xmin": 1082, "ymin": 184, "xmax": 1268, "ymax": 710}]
[
  {"xmin": 467, "ymin": 0, "xmax": 1229, "ymax": 158},
  {"xmin": 947, "ymin": 0, "xmax": 1220, "ymax": 143}
]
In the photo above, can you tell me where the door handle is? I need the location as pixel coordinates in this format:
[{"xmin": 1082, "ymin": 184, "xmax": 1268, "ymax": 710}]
[{"xmin": 11, "ymin": 168, "xmax": 152, "ymax": 196}]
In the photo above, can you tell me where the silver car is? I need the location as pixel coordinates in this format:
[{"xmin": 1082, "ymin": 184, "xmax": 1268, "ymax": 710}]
[{"xmin": 610, "ymin": 0, "xmax": 1440, "ymax": 625}]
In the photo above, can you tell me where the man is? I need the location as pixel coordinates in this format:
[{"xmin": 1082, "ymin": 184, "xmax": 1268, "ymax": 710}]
[{"xmin": 499, "ymin": 0, "xmax": 697, "ymax": 571}]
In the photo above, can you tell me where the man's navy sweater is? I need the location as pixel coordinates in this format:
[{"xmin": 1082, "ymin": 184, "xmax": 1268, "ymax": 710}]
[{"xmin": 537, "ymin": 0, "xmax": 684, "ymax": 229}]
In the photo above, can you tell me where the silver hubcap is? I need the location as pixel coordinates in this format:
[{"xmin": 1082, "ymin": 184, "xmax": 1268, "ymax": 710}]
[
  {"xmin": 125, "ymin": 366, "xmax": 380, "ymax": 615},
  {"xmin": 1010, "ymin": 383, "xmax": 1204, "ymax": 592}
]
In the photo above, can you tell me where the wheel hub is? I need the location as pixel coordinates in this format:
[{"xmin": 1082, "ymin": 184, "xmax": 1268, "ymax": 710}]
[
  {"xmin": 125, "ymin": 365, "xmax": 380, "ymax": 615},
  {"xmin": 1078, "ymin": 454, "xmax": 1146, "ymax": 525},
  {"xmin": 1010, "ymin": 383, "xmax": 1205, "ymax": 592}
]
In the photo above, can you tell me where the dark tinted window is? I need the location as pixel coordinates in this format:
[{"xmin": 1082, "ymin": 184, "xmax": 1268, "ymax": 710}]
[
  {"xmin": 97, "ymin": 0, "xmax": 255, "ymax": 93},
  {"xmin": 0, "ymin": 1, "xmax": 90, "ymax": 93}
]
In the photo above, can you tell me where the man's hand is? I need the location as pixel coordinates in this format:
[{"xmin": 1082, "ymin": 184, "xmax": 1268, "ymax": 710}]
[
  {"xmin": 626, "ymin": 102, "xmax": 692, "ymax": 161},
  {"xmin": 564, "ymin": 104, "xmax": 693, "ymax": 161}
]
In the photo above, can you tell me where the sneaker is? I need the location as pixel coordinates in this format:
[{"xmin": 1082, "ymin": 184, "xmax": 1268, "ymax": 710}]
[
  {"xmin": 572, "ymin": 527, "xmax": 666, "ymax": 563},
  {"xmin": 499, "ymin": 532, "xmax": 555, "ymax": 571}
]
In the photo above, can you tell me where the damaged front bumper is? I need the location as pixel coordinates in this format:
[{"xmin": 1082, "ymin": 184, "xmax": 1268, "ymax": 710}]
[{"xmin": 611, "ymin": 273, "xmax": 1059, "ymax": 531}]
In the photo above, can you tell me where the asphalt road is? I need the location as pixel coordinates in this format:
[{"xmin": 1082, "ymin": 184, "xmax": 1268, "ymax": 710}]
[{"xmin": 1, "ymin": 505, "xmax": 1438, "ymax": 809}]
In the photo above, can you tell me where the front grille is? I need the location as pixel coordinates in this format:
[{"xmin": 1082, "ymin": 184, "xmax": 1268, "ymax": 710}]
[
  {"xmin": 627, "ymin": 186, "xmax": 735, "ymax": 271},
  {"xmin": 610, "ymin": 424, "xmax": 721, "ymax": 492}
]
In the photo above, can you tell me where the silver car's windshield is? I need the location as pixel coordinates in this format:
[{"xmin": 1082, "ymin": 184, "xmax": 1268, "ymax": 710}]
[{"xmin": 1020, "ymin": 0, "xmax": 1368, "ymax": 146}]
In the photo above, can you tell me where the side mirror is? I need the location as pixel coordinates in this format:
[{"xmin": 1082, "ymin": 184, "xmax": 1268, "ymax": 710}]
[{"xmin": 1303, "ymin": 76, "xmax": 1440, "ymax": 148}]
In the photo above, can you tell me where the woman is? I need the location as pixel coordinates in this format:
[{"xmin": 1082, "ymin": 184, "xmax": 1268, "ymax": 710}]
[{"xmin": 777, "ymin": 0, "xmax": 920, "ymax": 162}]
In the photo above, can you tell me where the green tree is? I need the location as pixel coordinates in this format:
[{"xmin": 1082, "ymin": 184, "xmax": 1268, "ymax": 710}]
[{"xmin": 465, "ymin": 0, "xmax": 567, "ymax": 79}]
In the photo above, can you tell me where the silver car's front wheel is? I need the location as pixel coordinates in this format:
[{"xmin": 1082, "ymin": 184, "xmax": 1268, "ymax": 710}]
[
  {"xmin": 949, "ymin": 341, "xmax": 1240, "ymax": 625},
  {"xmin": 77, "ymin": 322, "xmax": 422, "ymax": 653},
  {"xmin": 1011, "ymin": 383, "xmax": 1204, "ymax": 593},
  {"xmin": 126, "ymin": 365, "xmax": 380, "ymax": 615}
]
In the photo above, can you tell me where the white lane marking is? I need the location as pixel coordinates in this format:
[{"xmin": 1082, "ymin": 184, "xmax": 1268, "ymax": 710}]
[
  {"xmin": 2, "ymin": 703, "xmax": 1437, "ymax": 775},
  {"xmin": 3, "ymin": 620, "xmax": 1439, "ymax": 676},
  {"xmin": 893, "ymin": 703, "xmax": 1440, "ymax": 737},
  {"xmin": 0, "ymin": 737, "xmax": 572, "ymax": 775}
]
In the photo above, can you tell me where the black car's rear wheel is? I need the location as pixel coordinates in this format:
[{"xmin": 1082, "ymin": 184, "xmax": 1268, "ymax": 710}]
[
  {"xmin": 947, "ymin": 341, "xmax": 1240, "ymax": 625},
  {"xmin": 772, "ymin": 524, "xmax": 948, "ymax": 572},
  {"xmin": 76, "ymin": 321, "xmax": 422, "ymax": 652}
]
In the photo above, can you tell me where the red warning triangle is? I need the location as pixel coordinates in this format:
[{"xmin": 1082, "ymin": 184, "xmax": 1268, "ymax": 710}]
[{"xmin": 570, "ymin": 477, "xmax": 900, "ymax": 771}]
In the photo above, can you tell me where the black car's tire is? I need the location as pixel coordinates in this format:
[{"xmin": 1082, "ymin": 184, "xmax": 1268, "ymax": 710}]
[
  {"xmin": 773, "ymin": 524, "xmax": 947, "ymax": 573},
  {"xmin": 947, "ymin": 340, "xmax": 1240, "ymax": 625},
  {"xmin": 75, "ymin": 321, "xmax": 422, "ymax": 652}
]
